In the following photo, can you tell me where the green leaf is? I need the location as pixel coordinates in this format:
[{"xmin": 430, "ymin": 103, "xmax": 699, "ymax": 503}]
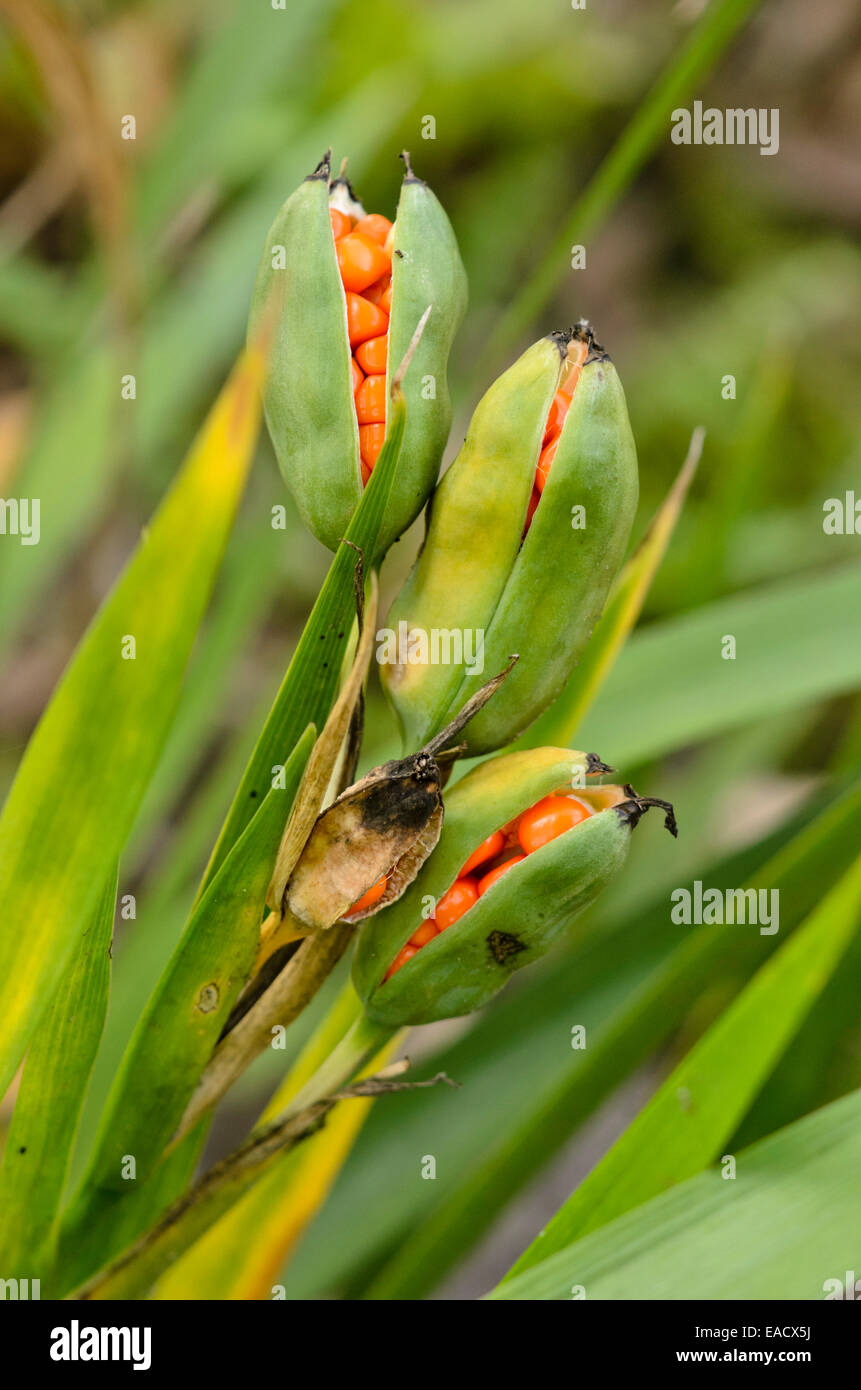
[
  {"xmin": 487, "ymin": 1085, "xmax": 861, "ymax": 1300},
  {"xmin": 71, "ymin": 1015, "xmax": 393, "ymax": 1301},
  {"xmin": 0, "ymin": 345, "xmax": 265, "ymax": 1099},
  {"xmin": 0, "ymin": 348, "xmax": 118, "ymax": 656},
  {"xmin": 135, "ymin": 0, "xmax": 341, "ymax": 236},
  {"xmin": 505, "ymin": 849, "xmax": 861, "ymax": 1280},
  {"xmin": 56, "ymin": 1130, "xmax": 205, "ymax": 1300},
  {"xmin": 200, "ymin": 347, "xmax": 412, "ymax": 893},
  {"xmin": 76, "ymin": 727, "xmax": 315, "ymax": 1196},
  {"xmin": 127, "ymin": 524, "xmax": 286, "ymax": 862},
  {"xmin": 0, "ymin": 871, "xmax": 115, "ymax": 1277},
  {"xmin": 580, "ymin": 561, "xmax": 861, "ymax": 765}
]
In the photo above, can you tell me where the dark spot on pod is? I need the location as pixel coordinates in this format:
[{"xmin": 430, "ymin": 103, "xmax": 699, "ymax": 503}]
[{"xmin": 487, "ymin": 930, "xmax": 527, "ymax": 966}]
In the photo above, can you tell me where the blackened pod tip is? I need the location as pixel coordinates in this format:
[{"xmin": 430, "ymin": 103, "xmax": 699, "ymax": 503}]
[
  {"xmin": 547, "ymin": 321, "xmax": 610, "ymax": 364},
  {"xmin": 575, "ymin": 319, "xmax": 610, "ymax": 364},
  {"xmin": 547, "ymin": 328, "xmax": 575, "ymax": 360},
  {"xmin": 308, "ymin": 149, "xmax": 332, "ymax": 182}
]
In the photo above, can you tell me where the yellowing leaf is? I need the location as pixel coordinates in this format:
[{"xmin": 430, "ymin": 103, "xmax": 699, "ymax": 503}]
[{"xmin": 0, "ymin": 345, "xmax": 265, "ymax": 1098}]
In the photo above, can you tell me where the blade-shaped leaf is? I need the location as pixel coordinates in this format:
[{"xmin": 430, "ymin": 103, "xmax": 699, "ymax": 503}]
[
  {"xmin": 488, "ymin": 1085, "xmax": 861, "ymax": 1300},
  {"xmin": 505, "ymin": 849, "xmax": 861, "ymax": 1280},
  {"xmin": 76, "ymin": 727, "xmax": 315, "ymax": 1195},
  {"xmin": 56, "ymin": 1128, "xmax": 205, "ymax": 1300},
  {"xmin": 0, "ymin": 871, "xmax": 116, "ymax": 1277},
  {"xmin": 580, "ymin": 561, "xmax": 861, "ymax": 766},
  {"xmin": 0, "ymin": 344, "xmax": 265, "ymax": 1099},
  {"xmin": 468, "ymin": 0, "xmax": 764, "ymax": 384},
  {"xmin": 58, "ymin": 339, "xmax": 417, "ymax": 1288},
  {"xmin": 154, "ymin": 986, "xmax": 402, "ymax": 1300}
]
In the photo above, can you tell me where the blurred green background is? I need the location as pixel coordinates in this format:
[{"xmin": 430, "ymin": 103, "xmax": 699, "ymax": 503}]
[{"xmin": 0, "ymin": 0, "xmax": 859, "ymax": 1297}]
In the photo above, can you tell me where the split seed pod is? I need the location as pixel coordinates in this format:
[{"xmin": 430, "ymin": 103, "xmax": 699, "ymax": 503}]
[
  {"xmin": 270, "ymin": 662, "xmax": 517, "ymax": 950},
  {"xmin": 380, "ymin": 326, "xmax": 638, "ymax": 754},
  {"xmin": 249, "ymin": 150, "xmax": 467, "ymax": 553},
  {"xmin": 353, "ymin": 749, "xmax": 676, "ymax": 1026},
  {"xmin": 281, "ymin": 750, "xmax": 444, "ymax": 933}
]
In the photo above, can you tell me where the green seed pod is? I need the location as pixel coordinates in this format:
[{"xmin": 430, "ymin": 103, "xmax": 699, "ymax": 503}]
[
  {"xmin": 380, "ymin": 326, "xmax": 638, "ymax": 754},
  {"xmin": 353, "ymin": 749, "xmax": 674, "ymax": 1026},
  {"xmin": 249, "ymin": 151, "xmax": 467, "ymax": 554}
]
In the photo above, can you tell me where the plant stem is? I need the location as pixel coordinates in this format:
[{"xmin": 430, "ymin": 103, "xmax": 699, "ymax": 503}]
[
  {"xmin": 269, "ymin": 1012, "xmax": 395, "ymax": 1126},
  {"xmin": 73, "ymin": 1014, "xmax": 395, "ymax": 1301}
]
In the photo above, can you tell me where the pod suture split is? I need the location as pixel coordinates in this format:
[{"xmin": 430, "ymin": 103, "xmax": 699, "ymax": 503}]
[{"xmin": 248, "ymin": 147, "xmax": 467, "ymax": 552}]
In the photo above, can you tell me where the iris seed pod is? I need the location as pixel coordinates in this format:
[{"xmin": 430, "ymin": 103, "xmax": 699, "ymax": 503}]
[
  {"xmin": 353, "ymin": 748, "xmax": 674, "ymax": 1026},
  {"xmin": 380, "ymin": 325, "xmax": 638, "ymax": 754},
  {"xmin": 280, "ymin": 749, "xmax": 444, "ymax": 935},
  {"xmin": 249, "ymin": 151, "xmax": 467, "ymax": 553},
  {"xmin": 266, "ymin": 661, "xmax": 516, "ymax": 953}
]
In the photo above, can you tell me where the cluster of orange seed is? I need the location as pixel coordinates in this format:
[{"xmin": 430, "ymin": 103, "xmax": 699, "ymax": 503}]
[
  {"xmin": 330, "ymin": 207, "xmax": 395, "ymax": 481},
  {"xmin": 384, "ymin": 794, "xmax": 592, "ymax": 978}
]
